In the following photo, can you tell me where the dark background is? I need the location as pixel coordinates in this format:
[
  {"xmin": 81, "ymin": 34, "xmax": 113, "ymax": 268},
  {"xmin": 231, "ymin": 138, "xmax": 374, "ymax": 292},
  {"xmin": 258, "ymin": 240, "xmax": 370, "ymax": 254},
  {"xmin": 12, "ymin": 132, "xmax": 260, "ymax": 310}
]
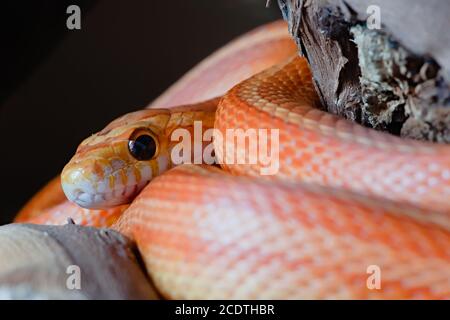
[{"xmin": 0, "ymin": 0, "xmax": 282, "ymax": 224}]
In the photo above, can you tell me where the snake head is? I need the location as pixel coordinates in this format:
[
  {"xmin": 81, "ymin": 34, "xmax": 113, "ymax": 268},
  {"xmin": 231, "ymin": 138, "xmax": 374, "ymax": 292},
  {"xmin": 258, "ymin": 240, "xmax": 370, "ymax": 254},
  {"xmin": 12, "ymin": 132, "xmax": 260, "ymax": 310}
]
[
  {"xmin": 61, "ymin": 109, "xmax": 173, "ymax": 209},
  {"xmin": 61, "ymin": 101, "xmax": 217, "ymax": 209}
]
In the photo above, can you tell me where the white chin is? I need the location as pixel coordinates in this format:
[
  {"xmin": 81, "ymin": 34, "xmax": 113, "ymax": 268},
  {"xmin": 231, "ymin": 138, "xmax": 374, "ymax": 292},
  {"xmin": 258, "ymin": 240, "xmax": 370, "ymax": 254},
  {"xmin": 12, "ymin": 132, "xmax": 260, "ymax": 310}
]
[
  {"xmin": 62, "ymin": 183, "xmax": 140, "ymax": 209},
  {"xmin": 74, "ymin": 193, "xmax": 128, "ymax": 209}
]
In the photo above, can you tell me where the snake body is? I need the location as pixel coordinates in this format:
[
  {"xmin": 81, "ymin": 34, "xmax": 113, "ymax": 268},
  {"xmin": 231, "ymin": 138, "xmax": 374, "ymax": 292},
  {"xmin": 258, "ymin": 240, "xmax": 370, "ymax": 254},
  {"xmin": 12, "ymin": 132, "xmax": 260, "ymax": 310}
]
[{"xmin": 17, "ymin": 21, "xmax": 450, "ymax": 299}]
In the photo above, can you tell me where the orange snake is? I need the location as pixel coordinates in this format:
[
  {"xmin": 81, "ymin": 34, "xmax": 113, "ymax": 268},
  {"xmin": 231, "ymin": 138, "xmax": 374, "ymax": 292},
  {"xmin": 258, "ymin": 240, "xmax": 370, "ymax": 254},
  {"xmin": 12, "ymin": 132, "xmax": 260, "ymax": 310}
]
[{"xmin": 15, "ymin": 21, "xmax": 450, "ymax": 299}]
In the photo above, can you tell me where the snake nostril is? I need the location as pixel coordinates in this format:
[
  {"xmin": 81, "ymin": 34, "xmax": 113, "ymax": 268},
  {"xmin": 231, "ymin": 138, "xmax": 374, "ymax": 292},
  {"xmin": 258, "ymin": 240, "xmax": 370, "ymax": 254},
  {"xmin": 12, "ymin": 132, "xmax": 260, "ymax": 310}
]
[{"xmin": 72, "ymin": 189, "xmax": 82, "ymax": 198}]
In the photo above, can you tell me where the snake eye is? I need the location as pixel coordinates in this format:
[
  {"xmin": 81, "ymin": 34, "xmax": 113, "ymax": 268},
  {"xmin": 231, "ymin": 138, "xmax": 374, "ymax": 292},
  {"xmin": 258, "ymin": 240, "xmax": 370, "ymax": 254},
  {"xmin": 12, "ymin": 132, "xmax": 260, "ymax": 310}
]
[{"xmin": 128, "ymin": 130, "xmax": 158, "ymax": 161}]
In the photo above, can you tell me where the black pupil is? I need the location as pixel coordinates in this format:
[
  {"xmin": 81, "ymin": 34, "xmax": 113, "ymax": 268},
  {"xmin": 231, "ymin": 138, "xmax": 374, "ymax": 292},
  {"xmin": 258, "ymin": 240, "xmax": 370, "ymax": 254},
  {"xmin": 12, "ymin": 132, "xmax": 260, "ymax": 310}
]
[{"xmin": 128, "ymin": 135, "xmax": 156, "ymax": 160}]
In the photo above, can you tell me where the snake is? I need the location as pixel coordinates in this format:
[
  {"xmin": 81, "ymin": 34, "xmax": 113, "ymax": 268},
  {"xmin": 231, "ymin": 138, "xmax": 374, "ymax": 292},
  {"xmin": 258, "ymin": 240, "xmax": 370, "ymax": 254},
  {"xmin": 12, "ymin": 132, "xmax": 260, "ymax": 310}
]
[{"xmin": 15, "ymin": 20, "xmax": 450, "ymax": 299}]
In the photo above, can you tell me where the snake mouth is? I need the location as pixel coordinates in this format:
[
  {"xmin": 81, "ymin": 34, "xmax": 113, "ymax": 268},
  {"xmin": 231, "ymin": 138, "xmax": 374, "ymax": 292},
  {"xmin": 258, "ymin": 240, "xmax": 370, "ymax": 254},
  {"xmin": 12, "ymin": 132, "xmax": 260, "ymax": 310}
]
[
  {"xmin": 61, "ymin": 161, "xmax": 153, "ymax": 209},
  {"xmin": 63, "ymin": 182, "xmax": 143, "ymax": 209},
  {"xmin": 61, "ymin": 144, "xmax": 168, "ymax": 209}
]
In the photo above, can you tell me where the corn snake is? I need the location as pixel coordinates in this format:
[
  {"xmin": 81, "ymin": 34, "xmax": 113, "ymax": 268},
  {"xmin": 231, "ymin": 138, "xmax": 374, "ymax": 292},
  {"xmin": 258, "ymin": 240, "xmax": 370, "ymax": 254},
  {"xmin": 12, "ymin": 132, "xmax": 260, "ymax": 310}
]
[{"xmin": 16, "ymin": 20, "xmax": 450, "ymax": 299}]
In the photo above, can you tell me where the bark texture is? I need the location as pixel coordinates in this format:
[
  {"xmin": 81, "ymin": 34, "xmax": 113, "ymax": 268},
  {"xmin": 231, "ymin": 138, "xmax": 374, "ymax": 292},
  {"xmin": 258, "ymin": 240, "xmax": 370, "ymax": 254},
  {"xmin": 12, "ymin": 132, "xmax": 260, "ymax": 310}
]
[{"xmin": 278, "ymin": 0, "xmax": 450, "ymax": 142}]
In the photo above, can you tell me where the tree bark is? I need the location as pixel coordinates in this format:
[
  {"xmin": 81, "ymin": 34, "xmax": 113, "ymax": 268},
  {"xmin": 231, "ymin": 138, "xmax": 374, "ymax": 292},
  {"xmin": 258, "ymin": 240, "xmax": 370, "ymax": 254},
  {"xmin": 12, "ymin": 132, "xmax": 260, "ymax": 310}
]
[{"xmin": 278, "ymin": 0, "xmax": 450, "ymax": 142}]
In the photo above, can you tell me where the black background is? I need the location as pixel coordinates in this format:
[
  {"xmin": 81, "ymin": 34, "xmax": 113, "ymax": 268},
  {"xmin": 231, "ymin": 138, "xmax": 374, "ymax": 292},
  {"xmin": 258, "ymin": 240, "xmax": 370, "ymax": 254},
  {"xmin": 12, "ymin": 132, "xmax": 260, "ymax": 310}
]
[
  {"xmin": 0, "ymin": 300, "xmax": 434, "ymax": 318},
  {"xmin": 0, "ymin": 0, "xmax": 281, "ymax": 224}
]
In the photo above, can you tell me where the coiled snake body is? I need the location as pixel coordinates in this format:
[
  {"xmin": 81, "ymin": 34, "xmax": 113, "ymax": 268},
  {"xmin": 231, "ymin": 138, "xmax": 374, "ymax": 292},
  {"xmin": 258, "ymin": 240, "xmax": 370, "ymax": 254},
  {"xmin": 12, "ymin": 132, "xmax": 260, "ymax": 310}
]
[{"xmin": 16, "ymin": 21, "xmax": 450, "ymax": 299}]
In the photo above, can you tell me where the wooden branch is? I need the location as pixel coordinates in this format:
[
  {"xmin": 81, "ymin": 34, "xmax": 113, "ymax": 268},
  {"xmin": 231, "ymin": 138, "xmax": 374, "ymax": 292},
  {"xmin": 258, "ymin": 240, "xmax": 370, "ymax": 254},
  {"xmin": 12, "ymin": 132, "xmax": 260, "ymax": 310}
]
[
  {"xmin": 278, "ymin": 0, "xmax": 450, "ymax": 142},
  {"xmin": 0, "ymin": 223, "xmax": 159, "ymax": 299}
]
